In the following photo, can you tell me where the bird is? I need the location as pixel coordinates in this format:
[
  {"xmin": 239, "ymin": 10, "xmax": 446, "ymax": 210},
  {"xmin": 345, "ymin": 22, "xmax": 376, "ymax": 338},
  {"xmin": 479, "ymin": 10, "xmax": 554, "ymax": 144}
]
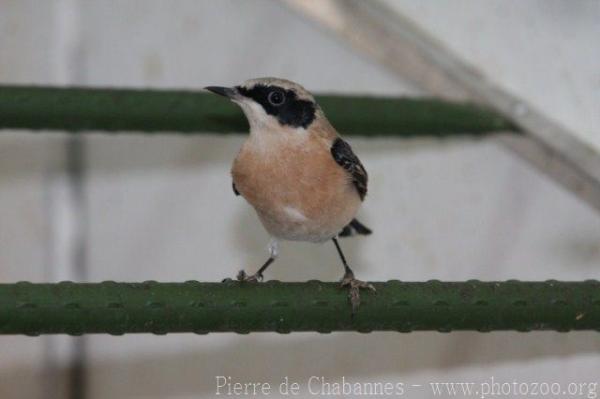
[{"xmin": 205, "ymin": 78, "xmax": 374, "ymax": 311}]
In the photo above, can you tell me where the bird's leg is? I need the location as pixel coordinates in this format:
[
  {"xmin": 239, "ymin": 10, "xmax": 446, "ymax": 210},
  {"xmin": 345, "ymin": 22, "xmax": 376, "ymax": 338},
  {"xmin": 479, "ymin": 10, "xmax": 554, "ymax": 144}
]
[
  {"xmin": 237, "ymin": 257, "xmax": 274, "ymax": 282},
  {"xmin": 332, "ymin": 237, "xmax": 375, "ymax": 312},
  {"xmin": 237, "ymin": 239, "xmax": 279, "ymax": 282}
]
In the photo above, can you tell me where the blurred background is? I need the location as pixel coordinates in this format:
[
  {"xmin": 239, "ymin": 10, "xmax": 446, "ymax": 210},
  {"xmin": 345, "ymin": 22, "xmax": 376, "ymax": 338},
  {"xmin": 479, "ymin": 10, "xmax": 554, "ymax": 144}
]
[{"xmin": 1, "ymin": 0, "xmax": 599, "ymax": 398}]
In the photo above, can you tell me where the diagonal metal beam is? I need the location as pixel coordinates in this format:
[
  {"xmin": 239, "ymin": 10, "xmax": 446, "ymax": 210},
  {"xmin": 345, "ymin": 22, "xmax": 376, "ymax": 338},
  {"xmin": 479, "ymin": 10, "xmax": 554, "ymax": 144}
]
[{"xmin": 284, "ymin": 0, "xmax": 600, "ymax": 211}]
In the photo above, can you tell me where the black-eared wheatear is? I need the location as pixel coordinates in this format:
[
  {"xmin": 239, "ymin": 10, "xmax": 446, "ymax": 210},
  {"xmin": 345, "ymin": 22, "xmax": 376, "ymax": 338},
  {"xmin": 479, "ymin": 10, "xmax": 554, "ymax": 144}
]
[{"xmin": 206, "ymin": 78, "xmax": 374, "ymax": 311}]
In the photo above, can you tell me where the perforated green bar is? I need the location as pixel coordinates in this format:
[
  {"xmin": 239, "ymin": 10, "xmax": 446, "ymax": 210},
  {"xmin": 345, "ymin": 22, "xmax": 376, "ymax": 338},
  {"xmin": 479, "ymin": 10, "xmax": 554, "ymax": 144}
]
[
  {"xmin": 0, "ymin": 85, "xmax": 515, "ymax": 136},
  {"xmin": 0, "ymin": 280, "xmax": 598, "ymax": 335}
]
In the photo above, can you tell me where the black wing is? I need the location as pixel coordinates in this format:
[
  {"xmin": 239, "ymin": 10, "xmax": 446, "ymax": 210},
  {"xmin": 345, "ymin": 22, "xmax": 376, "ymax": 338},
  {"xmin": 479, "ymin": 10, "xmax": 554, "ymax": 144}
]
[
  {"xmin": 232, "ymin": 181, "xmax": 240, "ymax": 196},
  {"xmin": 331, "ymin": 137, "xmax": 368, "ymax": 201}
]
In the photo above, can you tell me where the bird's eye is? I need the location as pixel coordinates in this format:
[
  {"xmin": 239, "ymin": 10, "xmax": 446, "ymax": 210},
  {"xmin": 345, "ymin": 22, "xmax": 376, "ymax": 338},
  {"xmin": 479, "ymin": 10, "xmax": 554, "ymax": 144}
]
[{"xmin": 267, "ymin": 90, "xmax": 285, "ymax": 106}]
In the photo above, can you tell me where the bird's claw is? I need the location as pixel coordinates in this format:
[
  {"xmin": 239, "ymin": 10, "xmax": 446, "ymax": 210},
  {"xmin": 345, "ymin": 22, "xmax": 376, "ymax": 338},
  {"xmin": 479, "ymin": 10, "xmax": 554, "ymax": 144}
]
[
  {"xmin": 340, "ymin": 273, "xmax": 376, "ymax": 313},
  {"xmin": 236, "ymin": 270, "xmax": 263, "ymax": 283}
]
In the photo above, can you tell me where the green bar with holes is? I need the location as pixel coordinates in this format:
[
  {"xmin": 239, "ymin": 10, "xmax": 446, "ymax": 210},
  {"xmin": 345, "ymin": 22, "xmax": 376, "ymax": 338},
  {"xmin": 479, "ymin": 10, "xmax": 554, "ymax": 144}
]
[
  {"xmin": 0, "ymin": 281, "xmax": 598, "ymax": 335},
  {"xmin": 0, "ymin": 85, "xmax": 515, "ymax": 136}
]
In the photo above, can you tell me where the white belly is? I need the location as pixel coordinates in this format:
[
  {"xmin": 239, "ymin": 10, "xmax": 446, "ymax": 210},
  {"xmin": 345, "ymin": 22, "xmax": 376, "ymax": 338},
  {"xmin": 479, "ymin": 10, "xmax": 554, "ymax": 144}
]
[{"xmin": 256, "ymin": 204, "xmax": 353, "ymax": 243}]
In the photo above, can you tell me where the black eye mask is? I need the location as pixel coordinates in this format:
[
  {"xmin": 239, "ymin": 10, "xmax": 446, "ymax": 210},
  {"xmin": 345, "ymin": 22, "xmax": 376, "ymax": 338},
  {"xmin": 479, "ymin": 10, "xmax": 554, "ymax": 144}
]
[{"xmin": 236, "ymin": 84, "xmax": 316, "ymax": 129}]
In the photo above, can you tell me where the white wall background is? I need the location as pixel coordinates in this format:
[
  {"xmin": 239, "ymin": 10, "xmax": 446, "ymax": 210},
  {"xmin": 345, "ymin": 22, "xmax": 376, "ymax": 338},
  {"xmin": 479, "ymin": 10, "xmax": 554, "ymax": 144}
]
[{"xmin": 1, "ymin": 1, "xmax": 599, "ymax": 398}]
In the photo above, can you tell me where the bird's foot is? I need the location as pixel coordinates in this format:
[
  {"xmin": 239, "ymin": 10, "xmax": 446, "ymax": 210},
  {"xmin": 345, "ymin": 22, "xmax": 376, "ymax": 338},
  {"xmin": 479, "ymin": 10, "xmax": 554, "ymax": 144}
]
[
  {"xmin": 340, "ymin": 272, "xmax": 376, "ymax": 313},
  {"xmin": 236, "ymin": 269, "xmax": 263, "ymax": 283}
]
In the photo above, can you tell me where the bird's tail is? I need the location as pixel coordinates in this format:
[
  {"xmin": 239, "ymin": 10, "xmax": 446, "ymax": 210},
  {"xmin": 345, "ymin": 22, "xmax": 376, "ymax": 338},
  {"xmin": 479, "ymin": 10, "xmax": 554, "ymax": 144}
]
[{"xmin": 339, "ymin": 218, "xmax": 372, "ymax": 237}]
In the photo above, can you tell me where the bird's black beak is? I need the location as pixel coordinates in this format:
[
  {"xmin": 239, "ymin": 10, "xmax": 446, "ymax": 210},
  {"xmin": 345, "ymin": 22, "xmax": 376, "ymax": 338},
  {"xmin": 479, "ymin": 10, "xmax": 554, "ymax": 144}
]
[{"xmin": 204, "ymin": 86, "xmax": 240, "ymax": 99}]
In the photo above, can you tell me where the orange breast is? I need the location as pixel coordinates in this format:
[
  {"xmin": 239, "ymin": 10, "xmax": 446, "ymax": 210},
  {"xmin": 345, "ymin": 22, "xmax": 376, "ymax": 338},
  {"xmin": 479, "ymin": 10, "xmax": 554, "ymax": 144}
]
[{"xmin": 231, "ymin": 134, "xmax": 361, "ymax": 242}]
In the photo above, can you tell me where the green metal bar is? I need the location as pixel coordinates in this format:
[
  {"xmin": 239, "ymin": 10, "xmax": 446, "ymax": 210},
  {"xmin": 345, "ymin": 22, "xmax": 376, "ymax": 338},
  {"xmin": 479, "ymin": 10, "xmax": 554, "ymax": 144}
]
[
  {"xmin": 0, "ymin": 280, "xmax": 598, "ymax": 335},
  {"xmin": 0, "ymin": 85, "xmax": 515, "ymax": 136}
]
